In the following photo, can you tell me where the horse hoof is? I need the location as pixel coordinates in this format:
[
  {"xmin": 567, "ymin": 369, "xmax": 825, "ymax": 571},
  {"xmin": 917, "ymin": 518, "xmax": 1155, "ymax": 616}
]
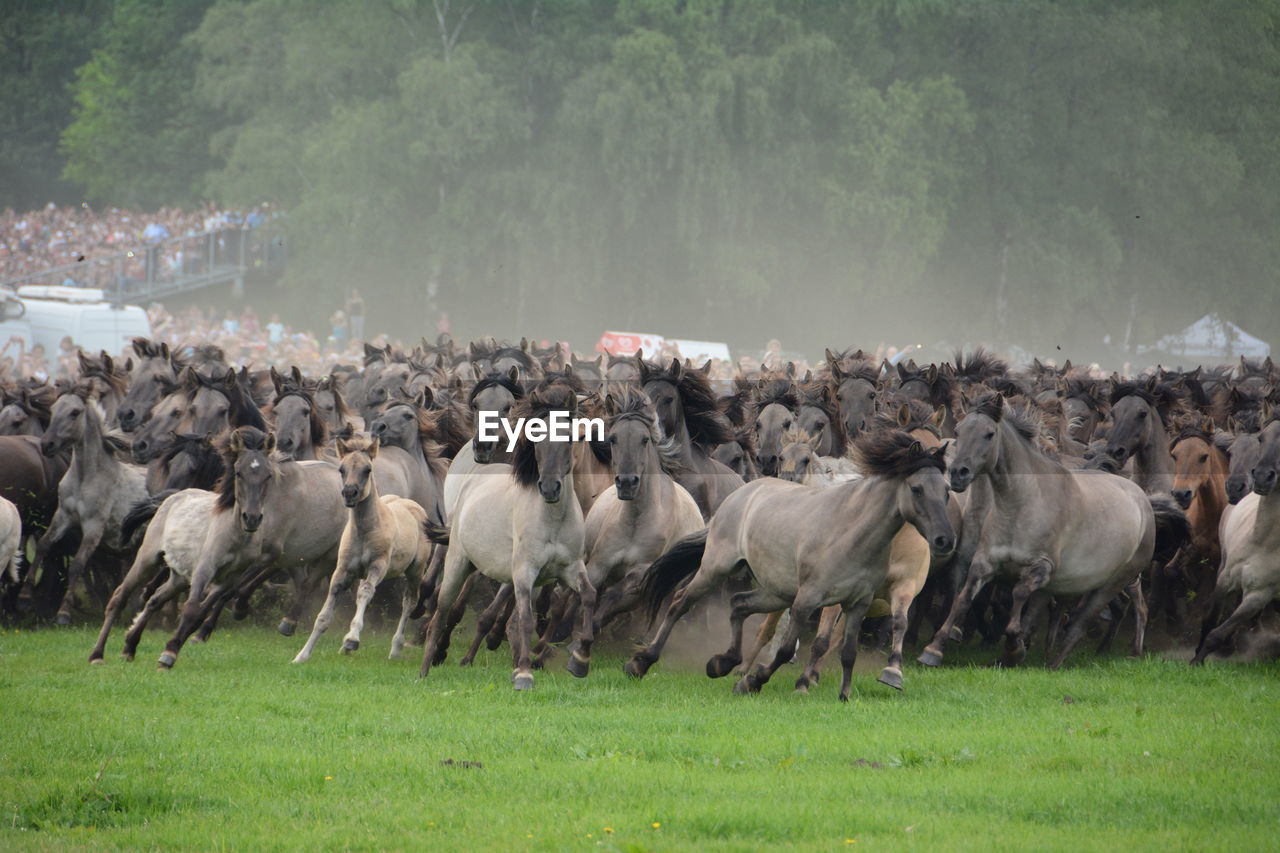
[
  {"xmin": 566, "ymin": 653, "xmax": 590, "ymax": 679},
  {"xmin": 624, "ymin": 656, "xmax": 652, "ymax": 679},
  {"xmin": 877, "ymin": 666, "xmax": 903, "ymax": 691},
  {"xmin": 705, "ymin": 654, "xmax": 741, "ymax": 679},
  {"xmin": 89, "ymin": 657, "xmax": 105, "ymax": 666},
  {"xmin": 732, "ymin": 675, "xmax": 760, "ymax": 695},
  {"xmin": 341, "ymin": 639, "xmax": 359, "ymax": 654},
  {"xmin": 121, "ymin": 652, "xmax": 134, "ymax": 662},
  {"xmin": 291, "ymin": 655, "xmax": 308, "ymax": 664},
  {"xmin": 277, "ymin": 620, "xmax": 297, "ymax": 637},
  {"xmin": 55, "ymin": 612, "xmax": 71, "ymax": 626},
  {"xmin": 794, "ymin": 681, "xmax": 809, "ymax": 695},
  {"xmin": 513, "ymin": 674, "xmax": 535, "ymax": 691},
  {"xmin": 839, "ymin": 690, "xmax": 851, "ymax": 703},
  {"xmin": 459, "ymin": 656, "xmax": 475, "ymax": 667},
  {"xmin": 917, "ymin": 648, "xmax": 943, "ymax": 667},
  {"xmin": 189, "ymin": 635, "xmax": 205, "ymax": 644},
  {"xmin": 156, "ymin": 652, "xmax": 176, "ymax": 669},
  {"xmin": 948, "ymin": 625, "xmax": 964, "ymax": 642}
]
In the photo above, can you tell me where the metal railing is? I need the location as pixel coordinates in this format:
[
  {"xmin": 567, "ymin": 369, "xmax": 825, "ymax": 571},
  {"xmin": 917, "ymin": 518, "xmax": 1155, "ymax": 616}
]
[{"xmin": 0, "ymin": 226, "xmax": 286, "ymax": 305}]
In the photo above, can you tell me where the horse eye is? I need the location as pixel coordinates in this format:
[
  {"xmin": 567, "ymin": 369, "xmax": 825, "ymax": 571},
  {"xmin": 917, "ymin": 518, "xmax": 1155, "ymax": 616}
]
[
  {"xmin": 1137, "ymin": 410, "xmax": 1147, "ymax": 419},
  {"xmin": 782, "ymin": 421, "xmax": 791, "ymax": 430},
  {"xmin": 911, "ymin": 485, "xmax": 922, "ymax": 495},
  {"xmin": 868, "ymin": 391, "xmax": 876, "ymax": 399},
  {"xmin": 403, "ymin": 412, "xmax": 413, "ymax": 420},
  {"xmin": 642, "ymin": 436, "xmax": 650, "ymax": 444},
  {"xmin": 1199, "ymin": 454, "xmax": 1209, "ymax": 464},
  {"xmin": 985, "ymin": 431, "xmax": 995, "ymax": 440},
  {"xmin": 754, "ymin": 422, "xmax": 761, "ymax": 431},
  {"xmin": 608, "ymin": 435, "xmax": 617, "ymax": 444}
]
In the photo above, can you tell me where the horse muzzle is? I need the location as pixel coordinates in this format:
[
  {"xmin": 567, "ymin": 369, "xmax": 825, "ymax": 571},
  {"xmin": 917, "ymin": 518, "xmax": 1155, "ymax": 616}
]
[
  {"xmin": 473, "ymin": 441, "xmax": 496, "ymax": 464},
  {"xmin": 539, "ymin": 480, "xmax": 563, "ymax": 503},
  {"xmin": 1251, "ymin": 469, "xmax": 1277, "ymax": 496},
  {"xmin": 240, "ymin": 512, "xmax": 264, "ymax": 532},
  {"xmin": 930, "ymin": 534, "xmax": 956, "ymax": 559},
  {"xmin": 948, "ymin": 466, "xmax": 972, "ymax": 493},
  {"xmin": 1225, "ymin": 478, "xmax": 1249, "ymax": 505},
  {"xmin": 1171, "ymin": 487, "xmax": 1193, "ymax": 510},
  {"xmin": 615, "ymin": 474, "xmax": 639, "ymax": 501},
  {"xmin": 40, "ymin": 439, "xmax": 66, "ymax": 458}
]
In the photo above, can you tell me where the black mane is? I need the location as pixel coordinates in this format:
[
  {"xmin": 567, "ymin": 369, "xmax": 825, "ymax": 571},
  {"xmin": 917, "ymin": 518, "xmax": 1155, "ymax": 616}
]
[
  {"xmin": 639, "ymin": 359, "xmax": 735, "ymax": 450},
  {"xmin": 853, "ymin": 428, "xmax": 946, "ymax": 478},
  {"xmin": 510, "ymin": 385, "xmax": 577, "ymax": 488}
]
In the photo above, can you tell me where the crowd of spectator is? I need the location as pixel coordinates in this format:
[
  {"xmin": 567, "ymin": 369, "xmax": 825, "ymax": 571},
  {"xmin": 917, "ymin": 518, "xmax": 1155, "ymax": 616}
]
[{"xmin": 0, "ymin": 202, "xmax": 274, "ymax": 286}]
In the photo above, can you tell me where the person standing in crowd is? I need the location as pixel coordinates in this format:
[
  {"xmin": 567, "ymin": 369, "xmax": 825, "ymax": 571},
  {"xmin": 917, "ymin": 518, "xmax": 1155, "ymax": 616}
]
[
  {"xmin": 761, "ymin": 338, "xmax": 783, "ymax": 371},
  {"xmin": 346, "ymin": 288, "xmax": 365, "ymax": 342},
  {"xmin": 266, "ymin": 314, "xmax": 285, "ymax": 345},
  {"xmin": 329, "ymin": 309, "xmax": 348, "ymax": 348}
]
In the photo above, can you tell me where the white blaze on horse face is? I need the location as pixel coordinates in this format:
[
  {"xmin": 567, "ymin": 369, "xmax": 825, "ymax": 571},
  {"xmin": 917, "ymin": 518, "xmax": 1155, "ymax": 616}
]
[{"xmin": 250, "ymin": 459, "xmax": 260, "ymax": 470}]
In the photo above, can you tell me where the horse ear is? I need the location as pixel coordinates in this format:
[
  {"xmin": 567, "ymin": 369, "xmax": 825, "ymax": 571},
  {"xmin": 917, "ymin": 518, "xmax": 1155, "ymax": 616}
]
[
  {"xmin": 896, "ymin": 362, "xmax": 909, "ymax": 382},
  {"xmin": 595, "ymin": 354, "xmax": 606, "ymax": 372},
  {"xmin": 1263, "ymin": 400, "xmax": 1275, "ymax": 424},
  {"xmin": 700, "ymin": 359, "xmax": 712, "ymax": 375},
  {"xmin": 102, "ymin": 353, "xmax": 114, "ymax": 373},
  {"xmin": 132, "ymin": 338, "xmax": 147, "ymax": 358},
  {"xmin": 468, "ymin": 342, "xmax": 481, "ymax": 362},
  {"xmin": 291, "ymin": 365, "xmax": 303, "ymax": 385},
  {"xmin": 925, "ymin": 364, "xmax": 938, "ymax": 385},
  {"xmin": 123, "ymin": 357, "xmax": 133, "ymax": 373},
  {"xmin": 785, "ymin": 361, "xmax": 796, "ymax": 378},
  {"xmin": 366, "ymin": 436, "xmax": 379, "ymax": 458},
  {"xmin": 896, "ymin": 403, "xmax": 911, "ymax": 427},
  {"xmin": 1204, "ymin": 416, "xmax": 1216, "ymax": 434},
  {"xmin": 669, "ymin": 358, "xmax": 683, "ymax": 380},
  {"xmin": 908, "ymin": 439, "xmax": 923, "ymax": 456},
  {"xmin": 336, "ymin": 435, "xmax": 352, "ymax": 456},
  {"xmin": 991, "ymin": 394, "xmax": 1005, "ymax": 420},
  {"xmin": 636, "ymin": 354, "xmax": 650, "ymax": 383},
  {"xmin": 829, "ymin": 357, "xmax": 845, "ymax": 381},
  {"xmin": 1144, "ymin": 374, "xmax": 1158, "ymax": 393},
  {"xmin": 418, "ymin": 386, "xmax": 434, "ymax": 409},
  {"xmin": 801, "ymin": 369, "xmax": 813, "ymax": 384},
  {"xmin": 1033, "ymin": 357, "xmax": 1043, "ymax": 372},
  {"xmin": 1061, "ymin": 359, "xmax": 1072, "ymax": 373},
  {"xmin": 160, "ymin": 342, "xmax": 170, "ymax": 359},
  {"xmin": 1226, "ymin": 415, "xmax": 1239, "ymax": 433},
  {"xmin": 270, "ymin": 366, "xmax": 284, "ymax": 395},
  {"xmin": 931, "ymin": 406, "xmax": 947, "ymax": 429},
  {"xmin": 229, "ymin": 429, "xmax": 245, "ymax": 452},
  {"xmin": 506, "ymin": 366, "xmax": 520, "ymax": 386},
  {"xmin": 933, "ymin": 442, "xmax": 949, "ymax": 459},
  {"xmin": 520, "ymin": 337, "xmax": 530, "ymax": 353},
  {"xmin": 954, "ymin": 395, "xmax": 967, "ymax": 417},
  {"xmin": 604, "ymin": 393, "xmax": 618, "ymax": 417},
  {"xmin": 264, "ymin": 431, "xmax": 277, "ymax": 454}
]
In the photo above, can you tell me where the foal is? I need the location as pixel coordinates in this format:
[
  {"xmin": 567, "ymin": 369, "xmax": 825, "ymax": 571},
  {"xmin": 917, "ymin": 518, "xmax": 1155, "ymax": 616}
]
[{"xmin": 293, "ymin": 434, "xmax": 432, "ymax": 663}]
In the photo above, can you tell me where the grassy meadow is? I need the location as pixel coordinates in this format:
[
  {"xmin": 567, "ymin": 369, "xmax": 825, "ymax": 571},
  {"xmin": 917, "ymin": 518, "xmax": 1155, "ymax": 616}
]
[{"xmin": 1, "ymin": 623, "xmax": 1277, "ymax": 851}]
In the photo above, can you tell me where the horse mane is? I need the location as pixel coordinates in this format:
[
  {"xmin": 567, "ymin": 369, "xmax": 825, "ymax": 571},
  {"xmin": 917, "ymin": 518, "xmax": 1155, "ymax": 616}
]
[
  {"xmin": 754, "ymin": 377, "xmax": 799, "ymax": 413},
  {"xmin": 639, "ymin": 359, "xmax": 735, "ymax": 450},
  {"xmin": 1169, "ymin": 413, "xmax": 1216, "ymax": 448},
  {"xmin": 470, "ymin": 370, "xmax": 525, "ymax": 404},
  {"xmin": 853, "ymin": 428, "xmax": 946, "ymax": 478},
  {"xmin": 953, "ymin": 347, "xmax": 1008, "ymax": 383},
  {"xmin": 537, "ymin": 366, "xmax": 586, "ymax": 394},
  {"xmin": 78, "ymin": 352, "xmax": 128, "ymax": 398},
  {"xmin": 162, "ymin": 432, "xmax": 224, "ymax": 487},
  {"xmin": 967, "ymin": 392, "xmax": 1042, "ymax": 442},
  {"xmin": 1110, "ymin": 379, "xmax": 1181, "ymax": 424},
  {"xmin": 1060, "ymin": 372, "xmax": 1105, "ymax": 411},
  {"xmin": 799, "ymin": 381, "xmax": 846, "ymax": 456},
  {"xmin": 1237, "ymin": 356, "xmax": 1276, "ymax": 381},
  {"xmin": 717, "ymin": 377, "xmax": 755, "ymax": 427},
  {"xmin": 214, "ymin": 426, "xmax": 277, "ymax": 512},
  {"xmin": 424, "ymin": 393, "xmax": 472, "ymax": 459},
  {"xmin": 510, "ymin": 385, "xmax": 578, "ymax": 488},
  {"xmin": 130, "ymin": 337, "xmax": 172, "ymax": 361},
  {"xmin": 491, "ymin": 343, "xmax": 539, "ymax": 374},
  {"xmin": 875, "ymin": 395, "xmax": 941, "ymax": 438},
  {"xmin": 895, "ymin": 360, "xmax": 954, "ymax": 406},
  {"xmin": 606, "ymin": 386, "xmax": 682, "ymax": 475}
]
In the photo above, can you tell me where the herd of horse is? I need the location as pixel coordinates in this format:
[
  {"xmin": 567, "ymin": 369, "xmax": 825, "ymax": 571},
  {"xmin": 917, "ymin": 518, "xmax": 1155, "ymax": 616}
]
[{"xmin": 2, "ymin": 337, "xmax": 1278, "ymax": 696}]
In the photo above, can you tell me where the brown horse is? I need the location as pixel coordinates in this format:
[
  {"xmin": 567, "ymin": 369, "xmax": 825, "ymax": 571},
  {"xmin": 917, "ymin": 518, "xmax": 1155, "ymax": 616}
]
[{"xmin": 1162, "ymin": 417, "xmax": 1229, "ymax": 629}]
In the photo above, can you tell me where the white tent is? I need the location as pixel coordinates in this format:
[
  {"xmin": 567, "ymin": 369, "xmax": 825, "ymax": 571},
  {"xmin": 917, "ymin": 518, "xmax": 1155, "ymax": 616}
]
[{"xmin": 1142, "ymin": 313, "xmax": 1269, "ymax": 360}]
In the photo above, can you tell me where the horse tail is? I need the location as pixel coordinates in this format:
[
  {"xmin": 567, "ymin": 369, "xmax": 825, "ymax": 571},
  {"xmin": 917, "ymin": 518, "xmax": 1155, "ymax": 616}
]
[
  {"xmin": 1149, "ymin": 494, "xmax": 1190, "ymax": 566},
  {"xmin": 640, "ymin": 529, "xmax": 709, "ymax": 624},
  {"xmin": 423, "ymin": 520, "xmax": 450, "ymax": 546},
  {"xmin": 122, "ymin": 491, "xmax": 176, "ymax": 543}
]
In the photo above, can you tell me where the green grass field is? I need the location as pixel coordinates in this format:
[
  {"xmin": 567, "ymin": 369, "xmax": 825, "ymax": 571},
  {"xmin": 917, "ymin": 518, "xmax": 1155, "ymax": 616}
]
[{"xmin": 2, "ymin": 623, "xmax": 1277, "ymax": 851}]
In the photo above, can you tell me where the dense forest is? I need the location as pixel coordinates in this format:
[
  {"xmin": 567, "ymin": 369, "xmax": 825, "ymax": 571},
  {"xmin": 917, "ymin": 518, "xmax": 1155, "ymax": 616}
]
[{"xmin": 2, "ymin": 0, "xmax": 1278, "ymax": 358}]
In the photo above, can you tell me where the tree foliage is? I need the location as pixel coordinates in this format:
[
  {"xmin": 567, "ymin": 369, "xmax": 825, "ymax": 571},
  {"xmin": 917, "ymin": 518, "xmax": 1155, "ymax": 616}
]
[{"xmin": 13, "ymin": 0, "xmax": 1280, "ymax": 354}]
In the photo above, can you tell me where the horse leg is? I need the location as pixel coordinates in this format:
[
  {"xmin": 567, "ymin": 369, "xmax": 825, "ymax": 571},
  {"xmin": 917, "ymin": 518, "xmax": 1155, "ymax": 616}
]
[
  {"xmin": 837, "ymin": 596, "xmax": 876, "ymax": 702},
  {"xmin": 919, "ymin": 555, "xmax": 996, "ymax": 666},
  {"xmin": 433, "ymin": 573, "xmax": 475, "ymax": 665},
  {"xmin": 1191, "ymin": 590, "xmax": 1271, "ymax": 665},
  {"xmin": 229, "ymin": 564, "xmax": 280, "ymax": 624},
  {"xmin": 532, "ymin": 587, "xmax": 575, "ymax": 669},
  {"xmin": 1127, "ymin": 577, "xmax": 1148, "ymax": 658},
  {"xmin": 19, "ymin": 508, "xmax": 71, "ymax": 608},
  {"xmin": 461, "ymin": 584, "xmax": 512, "ymax": 666},
  {"xmin": 89, "ymin": 542, "xmax": 164, "ymax": 663},
  {"xmin": 735, "ymin": 610, "xmax": 783, "ymax": 676},
  {"xmin": 52, "ymin": 521, "xmax": 106, "ymax": 626},
  {"xmin": 389, "ymin": 576, "xmax": 416, "ymax": 660},
  {"xmin": 121, "ymin": 575, "xmax": 184, "ymax": 661},
  {"xmin": 735, "ymin": 589, "xmax": 824, "ymax": 695},
  {"xmin": 487, "ymin": 588, "xmax": 515, "ymax": 649},
  {"xmin": 564, "ymin": 561, "xmax": 596, "ymax": 679},
  {"xmin": 293, "ymin": 557, "xmax": 358, "ymax": 664},
  {"xmin": 418, "ymin": 549, "xmax": 472, "ymax": 679},
  {"xmin": 1048, "ymin": 580, "xmax": 1130, "ymax": 670},
  {"xmin": 709, "ymin": 590, "xmax": 789, "ymax": 681},
  {"xmin": 409, "ymin": 542, "xmax": 445, "ymax": 622},
  {"xmin": 797, "ymin": 605, "xmax": 843, "ymax": 693},
  {"xmin": 1000, "ymin": 558, "xmax": 1052, "ymax": 667},
  {"xmin": 879, "ymin": 584, "xmax": 918, "ymax": 690},
  {"xmin": 624, "ymin": 550, "xmax": 735, "ymax": 680},
  {"xmin": 508, "ymin": 571, "xmax": 539, "ymax": 690},
  {"xmin": 343, "ymin": 562, "xmax": 388, "ymax": 654},
  {"xmin": 157, "ymin": 560, "xmax": 227, "ymax": 669}
]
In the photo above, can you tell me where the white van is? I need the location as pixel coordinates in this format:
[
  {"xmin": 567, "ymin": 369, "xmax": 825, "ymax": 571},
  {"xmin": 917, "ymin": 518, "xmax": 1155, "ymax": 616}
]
[{"xmin": 15, "ymin": 285, "xmax": 152, "ymax": 359}]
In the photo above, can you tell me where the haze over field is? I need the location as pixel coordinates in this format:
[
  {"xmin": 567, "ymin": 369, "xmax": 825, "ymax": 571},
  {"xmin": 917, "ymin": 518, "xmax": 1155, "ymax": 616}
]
[{"xmin": 3, "ymin": 1, "xmax": 1279, "ymax": 361}]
